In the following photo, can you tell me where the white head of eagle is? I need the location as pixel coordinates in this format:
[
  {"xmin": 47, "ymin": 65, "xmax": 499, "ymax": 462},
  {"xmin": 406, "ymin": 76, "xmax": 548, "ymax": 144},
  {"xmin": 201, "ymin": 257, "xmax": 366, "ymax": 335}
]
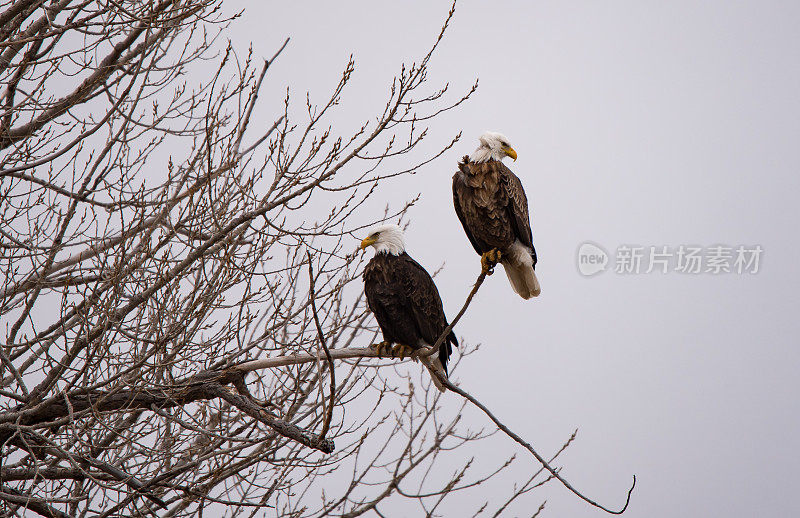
[
  {"xmin": 359, "ymin": 224, "xmax": 406, "ymax": 256},
  {"xmin": 469, "ymin": 131, "xmax": 518, "ymax": 163}
]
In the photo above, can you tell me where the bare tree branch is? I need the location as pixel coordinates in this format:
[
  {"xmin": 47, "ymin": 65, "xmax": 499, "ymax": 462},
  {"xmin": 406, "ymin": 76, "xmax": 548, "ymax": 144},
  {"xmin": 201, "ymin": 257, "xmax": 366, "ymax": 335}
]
[{"xmin": 0, "ymin": 1, "xmax": 627, "ymax": 515}]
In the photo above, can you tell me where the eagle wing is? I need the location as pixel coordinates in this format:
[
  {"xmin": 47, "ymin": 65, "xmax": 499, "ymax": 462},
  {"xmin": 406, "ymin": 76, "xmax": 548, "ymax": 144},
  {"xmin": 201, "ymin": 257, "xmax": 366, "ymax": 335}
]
[
  {"xmin": 498, "ymin": 162, "xmax": 535, "ymax": 255},
  {"xmin": 401, "ymin": 255, "xmax": 449, "ymax": 345},
  {"xmin": 401, "ymin": 255, "xmax": 457, "ymax": 374}
]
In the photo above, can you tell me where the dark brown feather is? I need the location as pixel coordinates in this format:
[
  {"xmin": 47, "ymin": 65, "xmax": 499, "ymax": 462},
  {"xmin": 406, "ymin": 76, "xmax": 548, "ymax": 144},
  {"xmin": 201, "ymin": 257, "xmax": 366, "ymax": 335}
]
[
  {"xmin": 363, "ymin": 252, "xmax": 457, "ymax": 374},
  {"xmin": 452, "ymin": 156, "xmax": 537, "ymax": 266}
]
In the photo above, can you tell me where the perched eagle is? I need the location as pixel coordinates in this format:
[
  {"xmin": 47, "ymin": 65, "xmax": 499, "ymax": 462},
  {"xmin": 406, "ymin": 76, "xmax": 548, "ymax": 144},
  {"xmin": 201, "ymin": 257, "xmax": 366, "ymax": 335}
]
[
  {"xmin": 452, "ymin": 131, "xmax": 541, "ymax": 299},
  {"xmin": 360, "ymin": 224, "xmax": 458, "ymax": 392}
]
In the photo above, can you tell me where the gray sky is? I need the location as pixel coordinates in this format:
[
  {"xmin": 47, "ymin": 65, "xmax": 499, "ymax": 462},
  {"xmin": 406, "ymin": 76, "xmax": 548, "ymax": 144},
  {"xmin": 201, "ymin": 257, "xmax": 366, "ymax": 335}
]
[{"xmin": 232, "ymin": 1, "xmax": 800, "ymax": 516}]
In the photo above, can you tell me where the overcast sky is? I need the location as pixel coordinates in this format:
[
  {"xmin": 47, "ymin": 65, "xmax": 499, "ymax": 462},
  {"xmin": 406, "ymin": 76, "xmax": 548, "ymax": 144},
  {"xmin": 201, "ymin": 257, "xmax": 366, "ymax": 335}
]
[{"xmin": 230, "ymin": 1, "xmax": 800, "ymax": 516}]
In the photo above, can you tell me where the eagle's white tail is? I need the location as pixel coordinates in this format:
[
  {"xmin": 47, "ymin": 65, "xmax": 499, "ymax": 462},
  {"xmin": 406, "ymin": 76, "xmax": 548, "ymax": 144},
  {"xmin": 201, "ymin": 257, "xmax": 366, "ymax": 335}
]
[
  {"xmin": 502, "ymin": 241, "xmax": 541, "ymax": 299},
  {"xmin": 420, "ymin": 356, "xmax": 447, "ymax": 392}
]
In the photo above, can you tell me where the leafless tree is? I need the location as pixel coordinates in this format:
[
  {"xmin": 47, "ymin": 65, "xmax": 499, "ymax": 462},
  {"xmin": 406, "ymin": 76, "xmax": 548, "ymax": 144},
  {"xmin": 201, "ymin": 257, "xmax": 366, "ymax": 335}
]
[{"xmin": 0, "ymin": 1, "xmax": 633, "ymax": 516}]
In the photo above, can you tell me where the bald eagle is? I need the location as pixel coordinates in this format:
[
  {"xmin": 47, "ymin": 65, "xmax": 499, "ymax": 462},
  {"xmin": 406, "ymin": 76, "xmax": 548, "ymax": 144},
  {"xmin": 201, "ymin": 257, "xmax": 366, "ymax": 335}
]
[
  {"xmin": 452, "ymin": 132, "xmax": 541, "ymax": 299},
  {"xmin": 360, "ymin": 224, "xmax": 458, "ymax": 392}
]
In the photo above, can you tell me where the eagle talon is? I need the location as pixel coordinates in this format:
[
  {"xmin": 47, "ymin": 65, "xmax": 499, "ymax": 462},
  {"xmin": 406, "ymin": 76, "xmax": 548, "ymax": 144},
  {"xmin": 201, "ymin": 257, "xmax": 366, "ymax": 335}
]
[
  {"xmin": 372, "ymin": 341, "xmax": 391, "ymax": 357},
  {"xmin": 480, "ymin": 254, "xmax": 492, "ymax": 275},
  {"xmin": 481, "ymin": 249, "xmax": 501, "ymax": 275},
  {"xmin": 391, "ymin": 344, "xmax": 414, "ymax": 360}
]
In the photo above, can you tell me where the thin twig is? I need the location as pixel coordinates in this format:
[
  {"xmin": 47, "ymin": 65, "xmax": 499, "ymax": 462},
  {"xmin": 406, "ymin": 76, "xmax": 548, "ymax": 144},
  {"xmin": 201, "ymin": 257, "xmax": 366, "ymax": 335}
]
[
  {"xmin": 307, "ymin": 251, "xmax": 336, "ymax": 444},
  {"xmin": 439, "ymin": 376, "xmax": 636, "ymax": 515},
  {"xmin": 232, "ymin": 37, "xmax": 289, "ymax": 156},
  {"xmin": 0, "ymin": 347, "xmax": 27, "ymax": 396}
]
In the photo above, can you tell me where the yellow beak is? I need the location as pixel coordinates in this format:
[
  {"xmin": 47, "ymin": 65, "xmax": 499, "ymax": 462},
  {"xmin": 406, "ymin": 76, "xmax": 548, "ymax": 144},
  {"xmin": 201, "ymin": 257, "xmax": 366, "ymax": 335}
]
[
  {"xmin": 360, "ymin": 236, "xmax": 377, "ymax": 250},
  {"xmin": 505, "ymin": 147, "xmax": 518, "ymax": 161}
]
